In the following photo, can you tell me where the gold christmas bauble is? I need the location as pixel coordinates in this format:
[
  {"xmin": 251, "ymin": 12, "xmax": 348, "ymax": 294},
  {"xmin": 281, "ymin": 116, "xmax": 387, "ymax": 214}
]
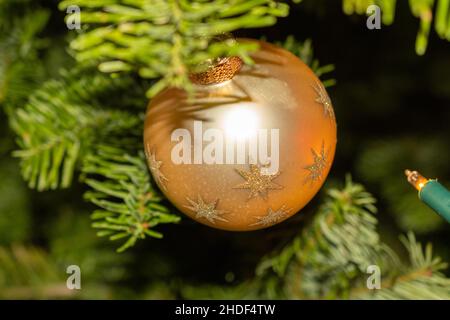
[{"xmin": 143, "ymin": 39, "xmax": 337, "ymax": 231}]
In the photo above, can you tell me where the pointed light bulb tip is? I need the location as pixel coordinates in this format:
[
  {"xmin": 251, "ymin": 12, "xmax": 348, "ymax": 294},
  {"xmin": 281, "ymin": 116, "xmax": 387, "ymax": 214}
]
[{"xmin": 404, "ymin": 169, "xmax": 429, "ymax": 191}]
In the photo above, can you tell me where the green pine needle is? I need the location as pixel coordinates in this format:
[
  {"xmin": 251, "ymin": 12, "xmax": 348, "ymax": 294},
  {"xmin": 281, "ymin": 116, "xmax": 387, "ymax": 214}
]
[
  {"xmin": 82, "ymin": 145, "xmax": 180, "ymax": 252},
  {"xmin": 59, "ymin": 0, "xmax": 289, "ymax": 96},
  {"xmin": 10, "ymin": 69, "xmax": 142, "ymax": 191},
  {"xmin": 341, "ymin": 0, "xmax": 450, "ymax": 55}
]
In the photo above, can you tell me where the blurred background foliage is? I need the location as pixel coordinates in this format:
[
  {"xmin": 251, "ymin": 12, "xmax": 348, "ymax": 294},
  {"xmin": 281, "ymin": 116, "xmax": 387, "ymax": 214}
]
[{"xmin": 0, "ymin": 0, "xmax": 449, "ymax": 299}]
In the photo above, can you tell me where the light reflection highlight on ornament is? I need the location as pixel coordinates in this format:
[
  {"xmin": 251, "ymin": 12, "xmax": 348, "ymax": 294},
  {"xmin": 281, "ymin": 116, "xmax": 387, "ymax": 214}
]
[{"xmin": 223, "ymin": 107, "xmax": 259, "ymax": 140}]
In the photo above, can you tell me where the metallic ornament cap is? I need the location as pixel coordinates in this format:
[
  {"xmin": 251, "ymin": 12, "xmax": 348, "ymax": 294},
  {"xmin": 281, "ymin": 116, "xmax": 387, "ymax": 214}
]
[{"xmin": 189, "ymin": 56, "xmax": 243, "ymax": 85}]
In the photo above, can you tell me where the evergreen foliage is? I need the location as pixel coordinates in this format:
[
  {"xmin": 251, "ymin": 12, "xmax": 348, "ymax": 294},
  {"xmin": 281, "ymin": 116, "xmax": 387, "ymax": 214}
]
[
  {"xmin": 11, "ymin": 69, "xmax": 143, "ymax": 191},
  {"xmin": 59, "ymin": 0, "xmax": 290, "ymax": 96},
  {"xmin": 180, "ymin": 179, "xmax": 450, "ymax": 299},
  {"xmin": 0, "ymin": 0, "xmax": 449, "ymax": 299},
  {"xmin": 343, "ymin": 0, "xmax": 450, "ymax": 55},
  {"xmin": 83, "ymin": 145, "xmax": 181, "ymax": 252}
]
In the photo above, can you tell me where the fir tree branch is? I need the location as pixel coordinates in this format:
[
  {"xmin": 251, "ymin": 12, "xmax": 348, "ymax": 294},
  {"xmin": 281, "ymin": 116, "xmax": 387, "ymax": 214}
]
[
  {"xmin": 59, "ymin": 0, "xmax": 290, "ymax": 96},
  {"xmin": 82, "ymin": 145, "xmax": 180, "ymax": 252},
  {"xmin": 10, "ymin": 69, "xmax": 143, "ymax": 191},
  {"xmin": 257, "ymin": 176, "xmax": 397, "ymax": 299},
  {"xmin": 255, "ymin": 177, "xmax": 449, "ymax": 300},
  {"xmin": 350, "ymin": 232, "xmax": 450, "ymax": 299},
  {"xmin": 341, "ymin": 0, "xmax": 450, "ymax": 55}
]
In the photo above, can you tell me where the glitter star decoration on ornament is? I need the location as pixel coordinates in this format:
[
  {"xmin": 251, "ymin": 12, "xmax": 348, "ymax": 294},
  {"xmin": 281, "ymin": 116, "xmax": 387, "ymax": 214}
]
[
  {"xmin": 145, "ymin": 144, "xmax": 168, "ymax": 189},
  {"xmin": 233, "ymin": 163, "xmax": 283, "ymax": 200},
  {"xmin": 304, "ymin": 141, "xmax": 330, "ymax": 185},
  {"xmin": 312, "ymin": 81, "xmax": 334, "ymax": 119},
  {"xmin": 184, "ymin": 196, "xmax": 228, "ymax": 224},
  {"xmin": 250, "ymin": 205, "xmax": 292, "ymax": 227}
]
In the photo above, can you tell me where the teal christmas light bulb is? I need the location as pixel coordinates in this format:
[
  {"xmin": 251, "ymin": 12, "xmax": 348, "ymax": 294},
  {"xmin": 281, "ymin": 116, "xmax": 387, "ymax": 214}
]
[{"xmin": 405, "ymin": 170, "xmax": 450, "ymax": 223}]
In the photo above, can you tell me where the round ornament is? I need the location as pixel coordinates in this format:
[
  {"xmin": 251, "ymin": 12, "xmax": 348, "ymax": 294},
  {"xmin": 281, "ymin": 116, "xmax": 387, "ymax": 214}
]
[{"xmin": 143, "ymin": 39, "xmax": 337, "ymax": 231}]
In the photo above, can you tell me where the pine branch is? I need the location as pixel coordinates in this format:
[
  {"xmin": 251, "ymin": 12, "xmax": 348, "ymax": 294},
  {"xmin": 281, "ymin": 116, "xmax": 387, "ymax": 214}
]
[
  {"xmin": 11, "ymin": 67, "xmax": 180, "ymax": 250},
  {"xmin": 351, "ymin": 233, "xmax": 450, "ymax": 299},
  {"xmin": 82, "ymin": 145, "xmax": 180, "ymax": 252},
  {"xmin": 293, "ymin": 177, "xmax": 395, "ymax": 299},
  {"xmin": 255, "ymin": 177, "xmax": 449, "ymax": 300},
  {"xmin": 256, "ymin": 176, "xmax": 395, "ymax": 299},
  {"xmin": 59, "ymin": 0, "xmax": 290, "ymax": 96},
  {"xmin": 10, "ymin": 69, "xmax": 143, "ymax": 191},
  {"xmin": 179, "ymin": 178, "xmax": 449, "ymax": 300},
  {"xmin": 341, "ymin": 0, "xmax": 450, "ymax": 55}
]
